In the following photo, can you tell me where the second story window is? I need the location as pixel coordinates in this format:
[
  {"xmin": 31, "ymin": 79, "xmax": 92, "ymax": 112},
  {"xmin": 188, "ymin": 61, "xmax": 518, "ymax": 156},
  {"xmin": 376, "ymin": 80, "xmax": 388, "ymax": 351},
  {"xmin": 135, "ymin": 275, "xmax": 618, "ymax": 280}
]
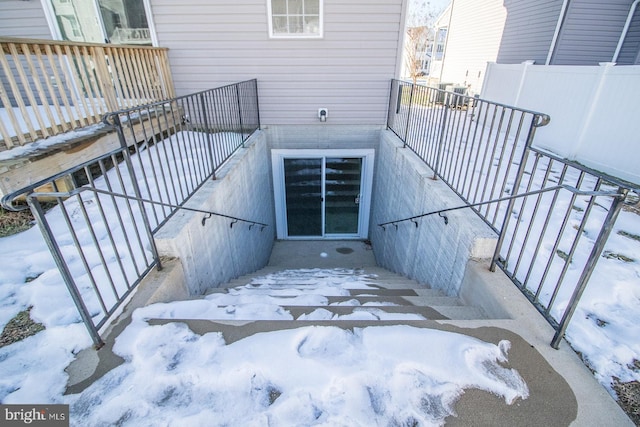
[{"xmin": 268, "ymin": 0, "xmax": 323, "ymax": 38}]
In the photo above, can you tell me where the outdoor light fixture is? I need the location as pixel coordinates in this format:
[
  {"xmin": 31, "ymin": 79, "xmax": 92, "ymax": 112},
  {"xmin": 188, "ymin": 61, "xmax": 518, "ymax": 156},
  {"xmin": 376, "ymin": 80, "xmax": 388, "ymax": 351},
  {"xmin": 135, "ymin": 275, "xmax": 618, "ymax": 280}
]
[{"xmin": 318, "ymin": 108, "xmax": 328, "ymax": 122}]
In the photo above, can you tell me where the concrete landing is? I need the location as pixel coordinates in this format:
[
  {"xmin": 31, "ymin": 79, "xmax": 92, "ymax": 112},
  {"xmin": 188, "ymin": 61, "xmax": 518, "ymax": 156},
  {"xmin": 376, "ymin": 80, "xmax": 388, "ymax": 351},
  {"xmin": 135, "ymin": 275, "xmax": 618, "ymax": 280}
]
[{"xmin": 266, "ymin": 240, "xmax": 377, "ymax": 269}]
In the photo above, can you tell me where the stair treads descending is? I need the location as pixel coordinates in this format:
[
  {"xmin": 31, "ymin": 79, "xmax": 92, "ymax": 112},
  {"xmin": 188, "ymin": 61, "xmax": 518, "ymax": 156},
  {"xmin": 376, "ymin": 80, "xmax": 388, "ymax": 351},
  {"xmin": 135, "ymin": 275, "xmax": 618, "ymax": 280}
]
[{"xmin": 140, "ymin": 268, "xmax": 486, "ymax": 322}]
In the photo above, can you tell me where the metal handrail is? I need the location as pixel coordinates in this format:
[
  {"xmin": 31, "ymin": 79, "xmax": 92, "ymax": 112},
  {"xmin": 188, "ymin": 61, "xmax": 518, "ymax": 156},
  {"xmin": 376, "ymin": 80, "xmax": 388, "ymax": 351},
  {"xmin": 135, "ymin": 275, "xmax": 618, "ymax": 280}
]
[
  {"xmin": 101, "ymin": 79, "xmax": 259, "ymax": 119},
  {"xmin": 377, "ymin": 184, "xmax": 624, "ymax": 228},
  {"xmin": 386, "ymin": 78, "xmax": 638, "ymax": 349},
  {"xmin": 28, "ymin": 187, "xmax": 269, "ymax": 229},
  {"xmin": 4, "ymin": 80, "xmax": 262, "ymax": 347}
]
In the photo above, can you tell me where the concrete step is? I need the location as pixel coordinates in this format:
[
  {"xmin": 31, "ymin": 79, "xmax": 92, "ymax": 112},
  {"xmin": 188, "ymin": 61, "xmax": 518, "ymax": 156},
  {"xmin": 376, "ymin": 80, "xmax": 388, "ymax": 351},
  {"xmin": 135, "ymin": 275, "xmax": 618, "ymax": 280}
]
[
  {"xmin": 194, "ymin": 267, "xmax": 486, "ymax": 323},
  {"xmin": 208, "ymin": 287, "xmax": 441, "ymax": 297},
  {"xmin": 284, "ymin": 305, "xmax": 450, "ymax": 321},
  {"xmin": 147, "ymin": 319, "xmax": 447, "ymax": 344}
]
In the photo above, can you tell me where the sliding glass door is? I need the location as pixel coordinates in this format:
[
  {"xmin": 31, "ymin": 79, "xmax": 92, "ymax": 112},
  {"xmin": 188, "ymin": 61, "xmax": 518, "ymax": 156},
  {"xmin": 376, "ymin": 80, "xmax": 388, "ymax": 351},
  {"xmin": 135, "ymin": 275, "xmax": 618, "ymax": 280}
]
[
  {"xmin": 284, "ymin": 158, "xmax": 323, "ymax": 236},
  {"xmin": 273, "ymin": 150, "xmax": 374, "ymax": 239}
]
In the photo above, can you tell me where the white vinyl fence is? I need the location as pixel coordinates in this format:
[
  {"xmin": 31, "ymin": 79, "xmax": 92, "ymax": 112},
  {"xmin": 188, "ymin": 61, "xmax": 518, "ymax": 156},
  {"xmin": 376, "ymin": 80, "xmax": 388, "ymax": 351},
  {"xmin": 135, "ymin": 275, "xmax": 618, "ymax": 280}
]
[{"xmin": 481, "ymin": 61, "xmax": 640, "ymax": 185}]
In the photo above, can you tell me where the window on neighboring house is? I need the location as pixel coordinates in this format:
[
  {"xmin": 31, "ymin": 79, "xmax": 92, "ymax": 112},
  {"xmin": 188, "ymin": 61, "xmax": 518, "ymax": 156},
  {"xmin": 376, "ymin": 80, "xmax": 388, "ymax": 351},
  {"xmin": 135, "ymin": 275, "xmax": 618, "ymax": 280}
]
[
  {"xmin": 47, "ymin": 0, "xmax": 154, "ymax": 46},
  {"xmin": 268, "ymin": 0, "xmax": 323, "ymax": 38},
  {"xmin": 434, "ymin": 27, "xmax": 447, "ymax": 61}
]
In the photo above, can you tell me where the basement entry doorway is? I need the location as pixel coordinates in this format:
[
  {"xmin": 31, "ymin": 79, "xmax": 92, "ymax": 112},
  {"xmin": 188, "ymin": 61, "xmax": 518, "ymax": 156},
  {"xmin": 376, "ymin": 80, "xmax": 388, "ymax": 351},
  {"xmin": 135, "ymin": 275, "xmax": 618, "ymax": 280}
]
[{"xmin": 272, "ymin": 149, "xmax": 374, "ymax": 239}]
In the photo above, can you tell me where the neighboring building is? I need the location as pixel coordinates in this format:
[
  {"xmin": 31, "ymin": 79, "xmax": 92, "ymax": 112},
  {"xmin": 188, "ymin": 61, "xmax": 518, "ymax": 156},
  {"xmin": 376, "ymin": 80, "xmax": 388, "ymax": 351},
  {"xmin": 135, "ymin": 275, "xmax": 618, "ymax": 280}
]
[
  {"xmin": 401, "ymin": 25, "xmax": 434, "ymax": 82},
  {"xmin": 428, "ymin": 0, "xmax": 640, "ymax": 89},
  {"xmin": 427, "ymin": 0, "xmax": 507, "ymax": 95},
  {"xmin": 498, "ymin": 0, "xmax": 640, "ymax": 65},
  {"xmin": 424, "ymin": 0, "xmax": 640, "ymax": 184}
]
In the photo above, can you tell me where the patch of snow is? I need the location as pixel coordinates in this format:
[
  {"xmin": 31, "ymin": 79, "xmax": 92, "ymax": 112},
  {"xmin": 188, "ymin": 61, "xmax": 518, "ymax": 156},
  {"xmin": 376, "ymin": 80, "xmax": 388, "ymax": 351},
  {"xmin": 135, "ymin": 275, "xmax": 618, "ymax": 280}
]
[{"xmin": 65, "ymin": 322, "xmax": 527, "ymax": 426}]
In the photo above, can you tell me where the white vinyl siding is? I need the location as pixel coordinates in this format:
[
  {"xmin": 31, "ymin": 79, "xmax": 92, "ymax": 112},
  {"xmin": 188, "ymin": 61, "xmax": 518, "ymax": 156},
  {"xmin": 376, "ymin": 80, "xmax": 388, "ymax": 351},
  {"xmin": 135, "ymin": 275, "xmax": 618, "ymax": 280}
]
[
  {"xmin": 496, "ymin": 0, "xmax": 562, "ymax": 64},
  {"xmin": 149, "ymin": 0, "xmax": 405, "ymax": 126},
  {"xmin": 0, "ymin": 1, "xmax": 52, "ymax": 39}
]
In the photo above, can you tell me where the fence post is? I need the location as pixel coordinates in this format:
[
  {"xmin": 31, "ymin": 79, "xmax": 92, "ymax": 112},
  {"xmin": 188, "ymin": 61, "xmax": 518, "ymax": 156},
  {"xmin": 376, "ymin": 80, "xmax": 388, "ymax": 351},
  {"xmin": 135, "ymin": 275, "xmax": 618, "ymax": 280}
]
[
  {"xmin": 109, "ymin": 113, "xmax": 163, "ymax": 271},
  {"xmin": 550, "ymin": 187, "xmax": 628, "ymax": 349},
  {"xmin": 26, "ymin": 196, "xmax": 105, "ymax": 349},
  {"xmin": 200, "ymin": 92, "xmax": 216, "ymax": 179}
]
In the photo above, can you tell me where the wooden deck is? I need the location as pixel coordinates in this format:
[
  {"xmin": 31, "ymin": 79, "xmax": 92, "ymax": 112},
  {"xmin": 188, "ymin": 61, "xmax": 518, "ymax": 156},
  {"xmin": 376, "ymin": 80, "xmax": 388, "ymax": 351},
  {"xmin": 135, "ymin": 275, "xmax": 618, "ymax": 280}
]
[{"xmin": 0, "ymin": 37, "xmax": 175, "ymax": 151}]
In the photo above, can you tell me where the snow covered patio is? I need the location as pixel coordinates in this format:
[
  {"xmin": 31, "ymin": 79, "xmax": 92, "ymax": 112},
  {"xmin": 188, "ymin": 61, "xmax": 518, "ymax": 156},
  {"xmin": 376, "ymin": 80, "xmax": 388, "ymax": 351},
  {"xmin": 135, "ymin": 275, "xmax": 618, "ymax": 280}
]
[{"xmin": 60, "ymin": 240, "xmax": 628, "ymax": 425}]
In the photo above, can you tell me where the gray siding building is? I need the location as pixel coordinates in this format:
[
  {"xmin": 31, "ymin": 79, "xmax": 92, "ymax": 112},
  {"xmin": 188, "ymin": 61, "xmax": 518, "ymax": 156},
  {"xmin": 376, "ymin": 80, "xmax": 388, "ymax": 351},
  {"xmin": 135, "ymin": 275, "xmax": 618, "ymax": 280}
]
[
  {"xmin": 497, "ymin": 0, "xmax": 640, "ymax": 65},
  {"xmin": 1, "ymin": 0, "xmax": 407, "ymax": 127},
  {"xmin": 0, "ymin": 1, "xmax": 51, "ymax": 39},
  {"xmin": 151, "ymin": 0, "xmax": 406, "ymax": 126}
]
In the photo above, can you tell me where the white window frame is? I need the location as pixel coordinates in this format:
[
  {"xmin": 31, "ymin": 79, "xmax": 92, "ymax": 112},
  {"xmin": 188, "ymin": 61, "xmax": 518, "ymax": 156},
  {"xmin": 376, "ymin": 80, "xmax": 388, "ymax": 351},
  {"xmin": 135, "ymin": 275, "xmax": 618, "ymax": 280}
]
[
  {"xmin": 271, "ymin": 149, "xmax": 374, "ymax": 240},
  {"xmin": 267, "ymin": 0, "xmax": 324, "ymax": 39},
  {"xmin": 41, "ymin": 0, "xmax": 159, "ymax": 47}
]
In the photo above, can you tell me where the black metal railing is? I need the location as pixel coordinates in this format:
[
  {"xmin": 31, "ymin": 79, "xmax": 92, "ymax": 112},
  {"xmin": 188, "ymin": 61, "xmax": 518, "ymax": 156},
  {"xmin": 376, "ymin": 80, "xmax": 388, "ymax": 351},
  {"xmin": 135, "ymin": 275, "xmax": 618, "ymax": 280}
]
[
  {"xmin": 386, "ymin": 79, "xmax": 638, "ymax": 348},
  {"xmin": 1, "ymin": 80, "xmax": 262, "ymax": 347}
]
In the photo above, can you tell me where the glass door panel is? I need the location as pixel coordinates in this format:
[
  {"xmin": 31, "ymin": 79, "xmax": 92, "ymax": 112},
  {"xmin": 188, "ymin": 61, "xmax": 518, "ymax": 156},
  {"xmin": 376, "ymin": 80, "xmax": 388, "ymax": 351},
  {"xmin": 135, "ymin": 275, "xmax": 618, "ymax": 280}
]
[
  {"xmin": 325, "ymin": 158, "xmax": 362, "ymax": 235},
  {"xmin": 284, "ymin": 158, "xmax": 323, "ymax": 236}
]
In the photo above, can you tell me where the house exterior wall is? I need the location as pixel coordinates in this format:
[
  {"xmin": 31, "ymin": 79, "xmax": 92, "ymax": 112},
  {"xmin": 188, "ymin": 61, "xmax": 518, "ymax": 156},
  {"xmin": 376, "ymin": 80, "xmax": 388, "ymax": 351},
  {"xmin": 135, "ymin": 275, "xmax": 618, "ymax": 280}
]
[
  {"xmin": 496, "ymin": 0, "xmax": 640, "ymax": 66},
  {"xmin": 0, "ymin": 1, "xmax": 52, "ymax": 39},
  {"xmin": 496, "ymin": 0, "xmax": 562, "ymax": 64},
  {"xmin": 149, "ymin": 0, "xmax": 407, "ymax": 126},
  {"xmin": 617, "ymin": 6, "xmax": 640, "ymax": 64},
  {"xmin": 552, "ymin": 0, "xmax": 637, "ymax": 65}
]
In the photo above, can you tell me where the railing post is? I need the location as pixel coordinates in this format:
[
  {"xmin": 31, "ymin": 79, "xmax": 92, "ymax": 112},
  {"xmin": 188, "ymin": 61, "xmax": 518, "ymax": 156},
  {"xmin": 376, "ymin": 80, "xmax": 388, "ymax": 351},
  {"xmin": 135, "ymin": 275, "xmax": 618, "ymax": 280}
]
[
  {"xmin": 253, "ymin": 79, "xmax": 261, "ymax": 131},
  {"xmin": 490, "ymin": 114, "xmax": 541, "ymax": 272},
  {"xmin": 403, "ymin": 82, "xmax": 415, "ymax": 146},
  {"xmin": 236, "ymin": 83, "xmax": 245, "ymax": 146},
  {"xmin": 109, "ymin": 113, "xmax": 163, "ymax": 271},
  {"xmin": 26, "ymin": 196, "xmax": 105, "ymax": 349},
  {"xmin": 550, "ymin": 187, "xmax": 629, "ymax": 349},
  {"xmin": 433, "ymin": 93, "xmax": 449, "ymax": 180},
  {"xmin": 200, "ymin": 92, "xmax": 216, "ymax": 179}
]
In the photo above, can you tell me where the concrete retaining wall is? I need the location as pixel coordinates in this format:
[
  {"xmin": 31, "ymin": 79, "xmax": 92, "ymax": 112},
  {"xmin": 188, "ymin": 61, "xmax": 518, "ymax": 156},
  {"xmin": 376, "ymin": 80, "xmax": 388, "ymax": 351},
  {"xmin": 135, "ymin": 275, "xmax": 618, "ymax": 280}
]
[
  {"xmin": 154, "ymin": 131, "xmax": 276, "ymax": 295},
  {"xmin": 370, "ymin": 131, "xmax": 497, "ymax": 296},
  {"xmin": 265, "ymin": 125, "xmax": 382, "ymax": 150}
]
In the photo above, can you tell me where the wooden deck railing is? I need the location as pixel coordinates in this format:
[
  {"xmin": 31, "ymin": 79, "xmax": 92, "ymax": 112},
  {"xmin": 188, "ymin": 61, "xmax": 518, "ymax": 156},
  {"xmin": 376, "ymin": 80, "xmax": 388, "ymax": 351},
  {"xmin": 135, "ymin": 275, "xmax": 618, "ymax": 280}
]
[{"xmin": 0, "ymin": 37, "xmax": 175, "ymax": 152}]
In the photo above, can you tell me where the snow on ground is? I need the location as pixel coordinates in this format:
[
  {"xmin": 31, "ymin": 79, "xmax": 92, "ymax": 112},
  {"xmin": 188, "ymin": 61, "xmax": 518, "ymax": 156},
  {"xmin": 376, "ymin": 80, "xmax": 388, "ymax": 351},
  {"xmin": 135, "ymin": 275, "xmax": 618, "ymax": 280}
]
[
  {"xmin": 404, "ymin": 104, "xmax": 640, "ymax": 394},
  {"xmin": 0, "ymin": 111, "xmax": 638, "ymax": 422},
  {"xmin": 66, "ymin": 323, "xmax": 527, "ymax": 426},
  {"xmin": 0, "ymin": 255, "xmax": 531, "ymax": 425}
]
